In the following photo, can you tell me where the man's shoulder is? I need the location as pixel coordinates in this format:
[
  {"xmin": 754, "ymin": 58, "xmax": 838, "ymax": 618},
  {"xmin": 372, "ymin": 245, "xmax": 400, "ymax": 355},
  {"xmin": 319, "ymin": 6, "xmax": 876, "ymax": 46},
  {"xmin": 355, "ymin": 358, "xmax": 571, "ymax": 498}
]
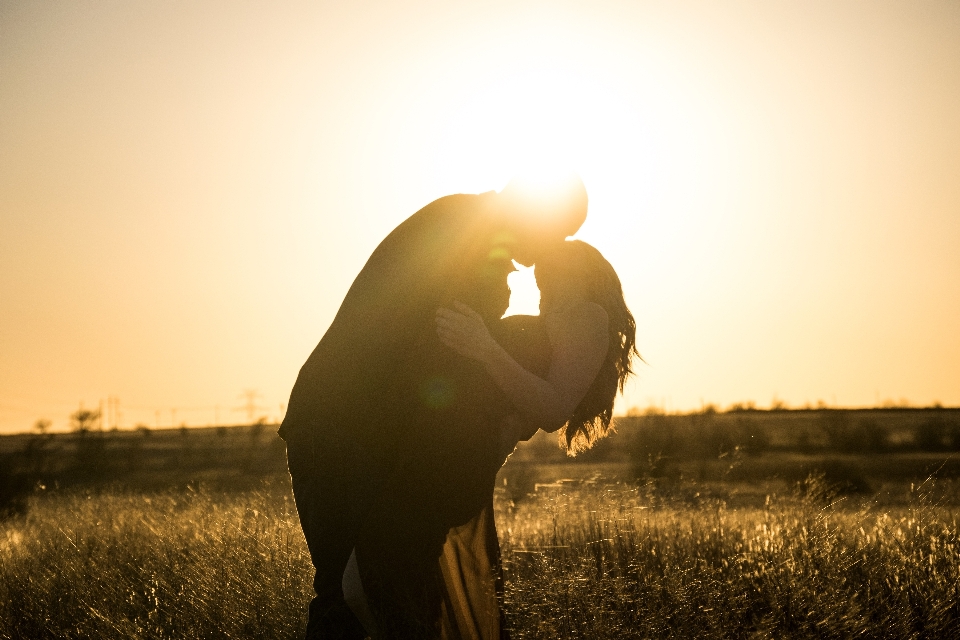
[
  {"xmin": 362, "ymin": 191, "xmax": 497, "ymax": 271},
  {"xmin": 388, "ymin": 191, "xmax": 497, "ymax": 245},
  {"xmin": 414, "ymin": 191, "xmax": 496, "ymax": 218}
]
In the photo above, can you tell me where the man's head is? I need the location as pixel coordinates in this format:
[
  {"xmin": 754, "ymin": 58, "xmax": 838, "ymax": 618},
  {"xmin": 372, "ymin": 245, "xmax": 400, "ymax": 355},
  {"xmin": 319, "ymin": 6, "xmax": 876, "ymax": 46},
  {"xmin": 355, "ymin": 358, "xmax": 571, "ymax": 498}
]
[{"xmin": 495, "ymin": 173, "xmax": 588, "ymax": 266}]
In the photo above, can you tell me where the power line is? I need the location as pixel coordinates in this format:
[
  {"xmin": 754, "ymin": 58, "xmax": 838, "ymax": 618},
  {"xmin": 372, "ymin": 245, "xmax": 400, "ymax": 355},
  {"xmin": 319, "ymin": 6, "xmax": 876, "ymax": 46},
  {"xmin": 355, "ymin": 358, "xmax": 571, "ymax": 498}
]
[{"xmin": 236, "ymin": 389, "xmax": 265, "ymax": 424}]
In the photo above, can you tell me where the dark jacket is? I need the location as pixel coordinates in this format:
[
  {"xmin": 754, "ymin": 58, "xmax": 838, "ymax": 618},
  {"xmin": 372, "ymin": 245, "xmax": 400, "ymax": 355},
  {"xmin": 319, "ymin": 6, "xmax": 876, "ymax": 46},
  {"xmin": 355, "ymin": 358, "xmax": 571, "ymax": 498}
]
[{"xmin": 279, "ymin": 192, "xmax": 515, "ymax": 464}]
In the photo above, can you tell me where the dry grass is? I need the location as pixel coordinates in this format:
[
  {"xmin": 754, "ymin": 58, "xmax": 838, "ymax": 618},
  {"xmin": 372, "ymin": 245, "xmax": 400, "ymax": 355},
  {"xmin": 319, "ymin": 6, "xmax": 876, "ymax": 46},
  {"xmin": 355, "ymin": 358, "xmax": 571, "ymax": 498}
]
[
  {"xmin": 2, "ymin": 475, "xmax": 959, "ymax": 639},
  {"xmin": 0, "ymin": 482, "xmax": 310, "ymax": 639},
  {"xmin": 499, "ymin": 478, "xmax": 960, "ymax": 638}
]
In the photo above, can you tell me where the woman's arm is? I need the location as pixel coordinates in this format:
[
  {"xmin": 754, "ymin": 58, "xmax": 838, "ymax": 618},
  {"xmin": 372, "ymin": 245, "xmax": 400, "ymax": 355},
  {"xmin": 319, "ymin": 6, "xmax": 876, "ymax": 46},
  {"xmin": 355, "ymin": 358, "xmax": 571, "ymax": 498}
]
[{"xmin": 436, "ymin": 301, "xmax": 609, "ymax": 431}]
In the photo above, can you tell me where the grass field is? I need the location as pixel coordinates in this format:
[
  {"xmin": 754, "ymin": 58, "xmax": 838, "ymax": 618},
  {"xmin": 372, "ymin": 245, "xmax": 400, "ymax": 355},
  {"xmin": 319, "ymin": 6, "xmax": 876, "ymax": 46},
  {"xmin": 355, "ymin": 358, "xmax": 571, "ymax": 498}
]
[
  {"xmin": 3, "ymin": 462, "xmax": 959, "ymax": 639},
  {"xmin": 497, "ymin": 473, "xmax": 960, "ymax": 638},
  {"xmin": 3, "ymin": 413, "xmax": 960, "ymax": 638}
]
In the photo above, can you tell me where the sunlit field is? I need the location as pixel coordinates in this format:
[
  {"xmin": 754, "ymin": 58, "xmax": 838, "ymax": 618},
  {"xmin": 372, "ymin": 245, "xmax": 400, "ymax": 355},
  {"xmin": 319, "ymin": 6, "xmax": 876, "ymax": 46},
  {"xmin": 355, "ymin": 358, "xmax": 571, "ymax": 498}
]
[
  {"xmin": 497, "ymin": 476, "xmax": 960, "ymax": 639},
  {"xmin": 1, "ymin": 482, "xmax": 308, "ymax": 639},
  {"xmin": 3, "ymin": 465, "xmax": 959, "ymax": 638}
]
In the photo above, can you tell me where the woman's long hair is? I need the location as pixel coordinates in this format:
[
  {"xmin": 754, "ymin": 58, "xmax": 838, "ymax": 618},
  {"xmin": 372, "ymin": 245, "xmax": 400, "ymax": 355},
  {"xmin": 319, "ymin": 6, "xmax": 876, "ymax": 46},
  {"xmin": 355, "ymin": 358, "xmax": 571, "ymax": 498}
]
[{"xmin": 536, "ymin": 240, "xmax": 639, "ymax": 453}]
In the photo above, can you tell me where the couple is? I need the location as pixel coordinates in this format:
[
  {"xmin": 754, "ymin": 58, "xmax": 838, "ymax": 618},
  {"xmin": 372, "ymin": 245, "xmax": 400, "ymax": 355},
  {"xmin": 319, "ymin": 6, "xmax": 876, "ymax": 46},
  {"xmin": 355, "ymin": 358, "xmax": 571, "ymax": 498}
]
[{"xmin": 279, "ymin": 176, "xmax": 637, "ymax": 639}]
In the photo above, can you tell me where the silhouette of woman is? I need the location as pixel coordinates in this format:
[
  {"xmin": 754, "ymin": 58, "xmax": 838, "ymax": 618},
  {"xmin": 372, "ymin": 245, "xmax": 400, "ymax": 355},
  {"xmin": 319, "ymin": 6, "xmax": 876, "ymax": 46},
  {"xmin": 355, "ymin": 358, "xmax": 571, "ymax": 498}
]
[{"xmin": 351, "ymin": 240, "xmax": 638, "ymax": 639}]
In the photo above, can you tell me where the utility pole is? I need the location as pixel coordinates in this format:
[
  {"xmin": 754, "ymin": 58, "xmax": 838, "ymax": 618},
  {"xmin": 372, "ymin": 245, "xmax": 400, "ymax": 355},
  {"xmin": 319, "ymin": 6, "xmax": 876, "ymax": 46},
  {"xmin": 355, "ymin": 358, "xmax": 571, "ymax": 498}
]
[
  {"xmin": 238, "ymin": 389, "xmax": 263, "ymax": 424},
  {"xmin": 105, "ymin": 396, "xmax": 121, "ymax": 429}
]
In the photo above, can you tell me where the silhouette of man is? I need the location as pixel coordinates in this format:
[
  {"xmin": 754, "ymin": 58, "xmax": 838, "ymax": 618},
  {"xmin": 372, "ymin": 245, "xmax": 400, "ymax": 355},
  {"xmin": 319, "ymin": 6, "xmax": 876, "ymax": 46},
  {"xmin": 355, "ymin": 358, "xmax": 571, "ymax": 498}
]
[{"xmin": 279, "ymin": 175, "xmax": 587, "ymax": 639}]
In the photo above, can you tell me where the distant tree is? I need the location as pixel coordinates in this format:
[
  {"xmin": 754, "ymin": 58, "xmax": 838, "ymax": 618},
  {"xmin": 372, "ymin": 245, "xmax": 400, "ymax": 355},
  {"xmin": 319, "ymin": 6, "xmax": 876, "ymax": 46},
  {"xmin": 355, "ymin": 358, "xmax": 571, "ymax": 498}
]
[
  {"xmin": 915, "ymin": 417, "xmax": 950, "ymax": 452},
  {"xmin": 948, "ymin": 422, "xmax": 960, "ymax": 451},
  {"xmin": 818, "ymin": 410, "xmax": 851, "ymax": 452},
  {"xmin": 819, "ymin": 410, "xmax": 886, "ymax": 453},
  {"xmin": 627, "ymin": 404, "xmax": 664, "ymax": 417},
  {"xmin": 24, "ymin": 419, "xmax": 54, "ymax": 474},
  {"xmin": 71, "ymin": 408, "xmax": 106, "ymax": 473},
  {"xmin": 70, "ymin": 408, "xmax": 101, "ymax": 434},
  {"xmin": 626, "ymin": 413, "xmax": 679, "ymax": 473}
]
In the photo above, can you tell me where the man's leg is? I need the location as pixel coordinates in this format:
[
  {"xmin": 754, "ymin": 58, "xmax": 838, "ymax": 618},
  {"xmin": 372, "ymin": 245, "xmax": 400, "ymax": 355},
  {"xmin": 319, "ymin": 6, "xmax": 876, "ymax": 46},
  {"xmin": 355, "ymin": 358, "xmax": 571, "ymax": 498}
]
[
  {"xmin": 354, "ymin": 481, "xmax": 450, "ymax": 639},
  {"xmin": 288, "ymin": 435, "xmax": 377, "ymax": 640}
]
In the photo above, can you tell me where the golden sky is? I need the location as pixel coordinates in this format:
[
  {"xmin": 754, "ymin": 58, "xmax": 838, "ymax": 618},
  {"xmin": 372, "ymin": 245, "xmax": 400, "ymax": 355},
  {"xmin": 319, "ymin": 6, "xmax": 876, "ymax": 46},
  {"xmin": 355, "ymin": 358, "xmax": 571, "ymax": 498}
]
[{"xmin": 2, "ymin": 0, "xmax": 959, "ymax": 432}]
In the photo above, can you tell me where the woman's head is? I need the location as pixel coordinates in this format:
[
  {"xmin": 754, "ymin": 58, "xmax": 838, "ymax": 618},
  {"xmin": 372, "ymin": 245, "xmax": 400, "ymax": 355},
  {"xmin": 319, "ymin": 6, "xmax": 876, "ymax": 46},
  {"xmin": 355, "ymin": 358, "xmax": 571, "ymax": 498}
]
[{"xmin": 534, "ymin": 240, "xmax": 639, "ymax": 453}]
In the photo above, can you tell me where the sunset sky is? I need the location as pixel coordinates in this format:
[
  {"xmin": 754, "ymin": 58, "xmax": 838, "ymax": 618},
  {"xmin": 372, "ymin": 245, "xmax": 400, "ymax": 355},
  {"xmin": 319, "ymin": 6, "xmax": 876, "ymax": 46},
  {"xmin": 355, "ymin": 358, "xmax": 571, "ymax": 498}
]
[{"xmin": 2, "ymin": 0, "xmax": 959, "ymax": 433}]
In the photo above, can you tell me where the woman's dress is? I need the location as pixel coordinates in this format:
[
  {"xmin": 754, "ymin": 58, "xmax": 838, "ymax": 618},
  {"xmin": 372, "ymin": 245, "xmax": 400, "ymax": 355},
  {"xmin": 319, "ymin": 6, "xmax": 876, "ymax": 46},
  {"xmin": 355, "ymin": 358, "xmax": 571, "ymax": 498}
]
[{"xmin": 353, "ymin": 314, "xmax": 552, "ymax": 639}]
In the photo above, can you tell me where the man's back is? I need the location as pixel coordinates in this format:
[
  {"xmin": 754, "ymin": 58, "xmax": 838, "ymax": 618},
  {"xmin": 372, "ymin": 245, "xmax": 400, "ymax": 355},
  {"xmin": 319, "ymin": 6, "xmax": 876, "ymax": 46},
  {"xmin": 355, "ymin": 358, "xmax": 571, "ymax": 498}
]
[{"xmin": 279, "ymin": 191, "xmax": 512, "ymax": 453}]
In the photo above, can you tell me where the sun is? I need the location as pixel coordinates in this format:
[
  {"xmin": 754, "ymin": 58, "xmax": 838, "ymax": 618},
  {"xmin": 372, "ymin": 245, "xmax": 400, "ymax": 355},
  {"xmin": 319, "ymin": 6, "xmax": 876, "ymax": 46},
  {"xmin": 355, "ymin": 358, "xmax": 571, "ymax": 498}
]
[
  {"xmin": 410, "ymin": 21, "xmax": 736, "ymax": 321},
  {"xmin": 420, "ymin": 41, "xmax": 645, "ymax": 317},
  {"xmin": 416, "ymin": 19, "xmax": 652, "ymax": 196}
]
